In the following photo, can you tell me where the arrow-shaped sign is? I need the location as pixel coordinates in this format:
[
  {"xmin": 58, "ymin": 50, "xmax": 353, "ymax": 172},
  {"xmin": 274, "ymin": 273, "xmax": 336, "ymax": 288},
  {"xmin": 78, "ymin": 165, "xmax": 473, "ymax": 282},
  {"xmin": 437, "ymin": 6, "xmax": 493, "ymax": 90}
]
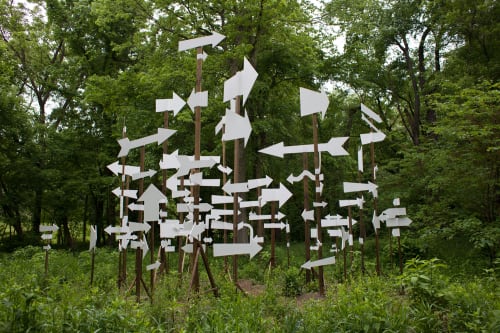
[
  {"xmin": 343, "ymin": 181, "xmax": 378, "ymax": 197},
  {"xmin": 39, "ymin": 224, "xmax": 59, "ymax": 233},
  {"xmin": 300, "ymin": 87, "xmax": 329, "ymax": 119},
  {"xmin": 339, "ymin": 197, "xmax": 364, "ymax": 209},
  {"xmin": 263, "ymin": 222, "xmax": 286, "ymax": 229},
  {"xmin": 137, "ymin": 184, "xmax": 167, "ymax": 222},
  {"xmin": 146, "ymin": 261, "xmax": 161, "ymax": 271},
  {"xmin": 379, "ymin": 207, "xmax": 407, "ymax": 220},
  {"xmin": 222, "ymin": 180, "xmax": 249, "ymax": 195},
  {"xmin": 177, "ymin": 203, "xmax": 213, "ymax": 213},
  {"xmin": 211, "ymin": 209, "xmax": 239, "ymax": 217},
  {"xmin": 287, "ymin": 170, "xmax": 321, "ymax": 184},
  {"xmin": 301, "ymin": 256, "xmax": 336, "ymax": 270},
  {"xmin": 104, "ymin": 225, "xmax": 129, "ymax": 235},
  {"xmin": 176, "ymin": 156, "xmax": 217, "ymax": 177},
  {"xmin": 131, "ymin": 169, "xmax": 157, "ymax": 181},
  {"xmin": 178, "ymin": 31, "xmax": 225, "ymax": 51},
  {"xmin": 222, "ymin": 109, "xmax": 252, "ymax": 146},
  {"xmin": 301, "ymin": 209, "xmax": 314, "ymax": 222},
  {"xmin": 247, "ymin": 175, "xmax": 273, "ymax": 189},
  {"xmin": 386, "ymin": 217, "xmax": 412, "ymax": 228},
  {"xmin": 321, "ymin": 216, "xmax": 357, "ymax": 227},
  {"xmin": 156, "ymin": 92, "xmax": 186, "ymax": 116},
  {"xmin": 259, "ymin": 137, "xmax": 349, "ymax": 158},
  {"xmin": 112, "ymin": 187, "xmax": 138, "ymax": 199},
  {"xmin": 361, "ymin": 103, "xmax": 382, "ymax": 123},
  {"xmin": 159, "ymin": 150, "xmax": 180, "ymax": 170},
  {"xmin": 128, "ymin": 203, "xmax": 144, "ymax": 211},
  {"xmin": 213, "ymin": 237, "xmax": 262, "ymax": 259},
  {"xmin": 107, "ymin": 161, "xmax": 140, "ymax": 176},
  {"xmin": 360, "ymin": 131, "xmax": 386, "ymax": 145},
  {"xmin": 89, "ymin": 225, "xmax": 97, "ymax": 251},
  {"xmin": 211, "ymin": 195, "xmax": 241, "ymax": 205},
  {"xmin": 223, "ymin": 57, "xmax": 258, "ymax": 105},
  {"xmin": 211, "ymin": 220, "xmax": 242, "ymax": 231},
  {"xmin": 239, "ymin": 200, "xmax": 263, "ymax": 208},
  {"xmin": 217, "ymin": 165, "xmax": 233, "ymax": 175},
  {"xmin": 187, "ymin": 89, "xmax": 208, "ymax": 112},
  {"xmin": 261, "ymin": 183, "xmax": 292, "ymax": 207},
  {"xmin": 128, "ymin": 221, "xmax": 151, "ymax": 234},
  {"xmin": 117, "ymin": 128, "xmax": 176, "ymax": 158},
  {"xmin": 249, "ymin": 211, "xmax": 285, "ymax": 221},
  {"xmin": 313, "ymin": 201, "xmax": 328, "ymax": 208}
]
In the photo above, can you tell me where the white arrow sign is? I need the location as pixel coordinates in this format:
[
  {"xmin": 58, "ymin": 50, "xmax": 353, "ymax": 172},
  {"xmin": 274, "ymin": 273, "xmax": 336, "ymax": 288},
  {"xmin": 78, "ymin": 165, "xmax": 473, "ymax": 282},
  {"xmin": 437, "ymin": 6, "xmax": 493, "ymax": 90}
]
[
  {"xmin": 386, "ymin": 217, "xmax": 412, "ymax": 228},
  {"xmin": 156, "ymin": 92, "xmax": 186, "ymax": 116},
  {"xmin": 222, "ymin": 180, "xmax": 249, "ymax": 195},
  {"xmin": 112, "ymin": 187, "xmax": 138, "ymax": 199},
  {"xmin": 177, "ymin": 203, "xmax": 213, "ymax": 213},
  {"xmin": 187, "ymin": 89, "xmax": 208, "ymax": 112},
  {"xmin": 213, "ymin": 237, "xmax": 262, "ymax": 259},
  {"xmin": 222, "ymin": 109, "xmax": 252, "ymax": 146},
  {"xmin": 89, "ymin": 225, "xmax": 97, "ymax": 251},
  {"xmin": 247, "ymin": 175, "xmax": 273, "ymax": 189},
  {"xmin": 321, "ymin": 216, "xmax": 357, "ymax": 227},
  {"xmin": 128, "ymin": 203, "xmax": 144, "ymax": 211},
  {"xmin": 261, "ymin": 183, "xmax": 292, "ymax": 207},
  {"xmin": 146, "ymin": 261, "xmax": 161, "ymax": 271},
  {"xmin": 379, "ymin": 207, "xmax": 407, "ymax": 220},
  {"xmin": 372, "ymin": 211, "xmax": 380, "ymax": 230},
  {"xmin": 131, "ymin": 169, "xmax": 157, "ymax": 181},
  {"xmin": 178, "ymin": 31, "xmax": 225, "ymax": 51},
  {"xmin": 343, "ymin": 181, "xmax": 378, "ymax": 197},
  {"xmin": 259, "ymin": 137, "xmax": 349, "ymax": 158},
  {"xmin": 128, "ymin": 221, "xmax": 151, "ymax": 234},
  {"xmin": 117, "ymin": 128, "xmax": 176, "ymax": 158},
  {"xmin": 181, "ymin": 243, "xmax": 207, "ymax": 254},
  {"xmin": 39, "ymin": 224, "xmax": 59, "ymax": 233},
  {"xmin": 223, "ymin": 57, "xmax": 258, "ymax": 105},
  {"xmin": 239, "ymin": 200, "xmax": 263, "ymax": 208},
  {"xmin": 263, "ymin": 222, "xmax": 286, "ymax": 230},
  {"xmin": 137, "ymin": 184, "xmax": 167, "ymax": 222},
  {"xmin": 211, "ymin": 195, "xmax": 241, "ymax": 205},
  {"xmin": 287, "ymin": 170, "xmax": 320, "ymax": 184},
  {"xmin": 104, "ymin": 225, "xmax": 129, "ymax": 235},
  {"xmin": 159, "ymin": 150, "xmax": 180, "ymax": 170},
  {"xmin": 300, "ymin": 87, "xmax": 329, "ymax": 119},
  {"xmin": 211, "ymin": 209, "xmax": 239, "ymax": 217},
  {"xmin": 360, "ymin": 131, "xmax": 386, "ymax": 145},
  {"xmin": 249, "ymin": 211, "xmax": 285, "ymax": 221},
  {"xmin": 41, "ymin": 233, "xmax": 53, "ymax": 240},
  {"xmin": 107, "ymin": 161, "xmax": 140, "ymax": 176},
  {"xmin": 301, "ymin": 209, "xmax": 314, "ymax": 222},
  {"xmin": 301, "ymin": 256, "xmax": 336, "ymax": 270},
  {"xmin": 361, "ymin": 103, "xmax": 382, "ymax": 123},
  {"xmin": 176, "ymin": 155, "xmax": 217, "ymax": 177},
  {"xmin": 313, "ymin": 201, "xmax": 328, "ymax": 208},
  {"xmin": 211, "ymin": 220, "xmax": 242, "ymax": 231},
  {"xmin": 339, "ymin": 197, "xmax": 364, "ymax": 209}
]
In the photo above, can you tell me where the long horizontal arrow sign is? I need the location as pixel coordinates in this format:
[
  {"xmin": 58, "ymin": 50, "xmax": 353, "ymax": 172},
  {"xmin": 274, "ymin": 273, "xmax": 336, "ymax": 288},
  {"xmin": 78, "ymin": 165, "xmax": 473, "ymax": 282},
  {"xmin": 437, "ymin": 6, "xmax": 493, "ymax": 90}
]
[
  {"xmin": 239, "ymin": 200, "xmax": 262, "ymax": 208},
  {"xmin": 156, "ymin": 92, "xmax": 185, "ymax": 116},
  {"xmin": 176, "ymin": 156, "xmax": 217, "ymax": 177},
  {"xmin": 248, "ymin": 175, "xmax": 273, "ymax": 189},
  {"xmin": 178, "ymin": 31, "xmax": 225, "ymax": 51},
  {"xmin": 343, "ymin": 181, "xmax": 378, "ymax": 197},
  {"xmin": 213, "ymin": 238, "xmax": 262, "ymax": 259},
  {"xmin": 211, "ymin": 221, "xmax": 244, "ymax": 231},
  {"xmin": 211, "ymin": 195, "xmax": 241, "ymax": 205},
  {"xmin": 259, "ymin": 137, "xmax": 349, "ymax": 158},
  {"xmin": 321, "ymin": 217, "xmax": 357, "ymax": 227},
  {"xmin": 211, "ymin": 209, "xmax": 239, "ymax": 217},
  {"xmin": 339, "ymin": 197, "xmax": 364, "ymax": 209},
  {"xmin": 263, "ymin": 222, "xmax": 286, "ymax": 230},
  {"xmin": 104, "ymin": 225, "xmax": 129, "ymax": 235},
  {"xmin": 128, "ymin": 203, "xmax": 144, "ymax": 211},
  {"xmin": 175, "ymin": 178, "xmax": 220, "ymax": 187},
  {"xmin": 222, "ymin": 180, "xmax": 249, "ymax": 194},
  {"xmin": 131, "ymin": 169, "xmax": 156, "ymax": 181},
  {"xmin": 177, "ymin": 203, "xmax": 213, "ymax": 213},
  {"xmin": 360, "ymin": 131, "xmax": 386, "ymax": 145},
  {"xmin": 112, "ymin": 187, "xmax": 138, "ymax": 199},
  {"xmin": 301, "ymin": 256, "xmax": 336, "ymax": 270},
  {"xmin": 128, "ymin": 222, "xmax": 151, "ymax": 233},
  {"xmin": 117, "ymin": 128, "xmax": 176, "ymax": 158},
  {"xmin": 107, "ymin": 161, "xmax": 140, "ymax": 176},
  {"xmin": 249, "ymin": 211, "xmax": 285, "ymax": 221}
]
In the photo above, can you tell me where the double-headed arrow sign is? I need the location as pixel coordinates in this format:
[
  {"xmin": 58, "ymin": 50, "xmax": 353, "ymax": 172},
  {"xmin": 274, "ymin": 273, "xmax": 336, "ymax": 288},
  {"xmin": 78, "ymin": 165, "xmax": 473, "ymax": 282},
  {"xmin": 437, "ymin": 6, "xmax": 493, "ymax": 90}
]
[
  {"xmin": 117, "ymin": 128, "xmax": 176, "ymax": 158},
  {"xmin": 178, "ymin": 31, "xmax": 225, "ymax": 52},
  {"xmin": 259, "ymin": 137, "xmax": 349, "ymax": 158}
]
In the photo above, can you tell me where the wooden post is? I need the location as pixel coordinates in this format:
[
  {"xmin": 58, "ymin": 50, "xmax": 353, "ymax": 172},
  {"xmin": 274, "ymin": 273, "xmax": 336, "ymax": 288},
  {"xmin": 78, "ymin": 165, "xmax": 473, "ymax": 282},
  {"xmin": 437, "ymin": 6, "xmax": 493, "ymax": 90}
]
[
  {"xmin": 312, "ymin": 113, "xmax": 325, "ymax": 295},
  {"xmin": 90, "ymin": 248, "xmax": 95, "ymax": 285},
  {"xmin": 398, "ymin": 235, "xmax": 403, "ymax": 274},
  {"xmin": 303, "ymin": 153, "xmax": 312, "ymax": 283}
]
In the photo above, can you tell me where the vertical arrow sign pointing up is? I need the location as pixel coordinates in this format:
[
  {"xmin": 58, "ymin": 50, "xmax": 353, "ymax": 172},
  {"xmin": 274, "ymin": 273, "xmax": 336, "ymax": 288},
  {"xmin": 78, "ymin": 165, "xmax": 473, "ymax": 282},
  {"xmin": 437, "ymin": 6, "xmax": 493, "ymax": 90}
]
[{"xmin": 137, "ymin": 184, "xmax": 167, "ymax": 222}]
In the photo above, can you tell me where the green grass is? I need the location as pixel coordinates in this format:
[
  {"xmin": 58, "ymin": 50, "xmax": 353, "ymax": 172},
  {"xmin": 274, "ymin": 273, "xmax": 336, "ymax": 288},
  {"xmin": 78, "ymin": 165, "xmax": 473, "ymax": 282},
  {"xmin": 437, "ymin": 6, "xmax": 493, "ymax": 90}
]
[{"xmin": 0, "ymin": 244, "xmax": 498, "ymax": 332}]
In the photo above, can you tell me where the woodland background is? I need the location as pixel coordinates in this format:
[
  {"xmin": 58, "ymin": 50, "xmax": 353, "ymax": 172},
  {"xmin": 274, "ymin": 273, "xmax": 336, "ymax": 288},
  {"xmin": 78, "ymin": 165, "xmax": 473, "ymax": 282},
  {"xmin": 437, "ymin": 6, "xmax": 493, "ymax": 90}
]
[{"xmin": 0, "ymin": 0, "xmax": 498, "ymax": 266}]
